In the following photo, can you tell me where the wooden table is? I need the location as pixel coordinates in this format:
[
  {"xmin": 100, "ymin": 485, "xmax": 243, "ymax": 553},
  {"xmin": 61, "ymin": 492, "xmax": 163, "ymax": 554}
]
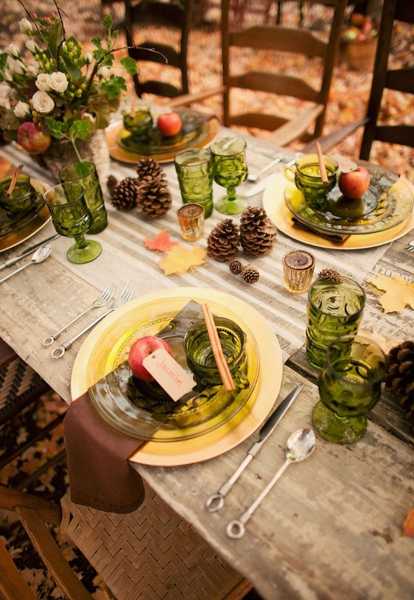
[{"xmin": 1, "ymin": 136, "xmax": 413, "ymax": 599}]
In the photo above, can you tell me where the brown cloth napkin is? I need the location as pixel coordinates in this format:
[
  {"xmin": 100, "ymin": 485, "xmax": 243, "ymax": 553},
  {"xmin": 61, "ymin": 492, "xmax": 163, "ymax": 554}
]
[
  {"xmin": 292, "ymin": 216, "xmax": 351, "ymax": 245},
  {"xmin": 64, "ymin": 394, "xmax": 146, "ymax": 514}
]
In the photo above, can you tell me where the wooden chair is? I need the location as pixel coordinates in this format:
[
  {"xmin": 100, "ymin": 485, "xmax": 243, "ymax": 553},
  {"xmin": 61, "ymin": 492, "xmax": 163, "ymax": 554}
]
[
  {"xmin": 171, "ymin": 0, "xmax": 347, "ymax": 147},
  {"xmin": 304, "ymin": 0, "xmax": 414, "ymax": 157},
  {"xmin": 0, "ymin": 486, "xmax": 93, "ymax": 600},
  {"xmin": 123, "ymin": 0, "xmax": 193, "ymax": 98}
]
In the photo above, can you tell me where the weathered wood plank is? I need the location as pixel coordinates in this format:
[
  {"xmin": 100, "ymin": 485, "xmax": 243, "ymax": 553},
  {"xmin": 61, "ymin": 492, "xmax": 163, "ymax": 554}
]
[
  {"xmin": 229, "ymin": 26, "xmax": 326, "ymax": 58},
  {"xmin": 229, "ymin": 72, "xmax": 320, "ymax": 103}
]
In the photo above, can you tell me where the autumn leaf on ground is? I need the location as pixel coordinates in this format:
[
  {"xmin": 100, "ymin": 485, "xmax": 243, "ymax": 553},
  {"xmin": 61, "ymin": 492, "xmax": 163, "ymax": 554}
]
[
  {"xmin": 144, "ymin": 230, "xmax": 177, "ymax": 252},
  {"xmin": 403, "ymin": 508, "xmax": 414, "ymax": 537},
  {"xmin": 159, "ymin": 244, "xmax": 207, "ymax": 275},
  {"xmin": 370, "ymin": 274, "xmax": 414, "ymax": 313}
]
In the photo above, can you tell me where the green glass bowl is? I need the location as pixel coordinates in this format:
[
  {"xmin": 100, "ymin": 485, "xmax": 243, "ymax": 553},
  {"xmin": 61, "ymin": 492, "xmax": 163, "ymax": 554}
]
[
  {"xmin": 289, "ymin": 153, "xmax": 338, "ymax": 211},
  {"xmin": 0, "ymin": 174, "xmax": 39, "ymax": 215}
]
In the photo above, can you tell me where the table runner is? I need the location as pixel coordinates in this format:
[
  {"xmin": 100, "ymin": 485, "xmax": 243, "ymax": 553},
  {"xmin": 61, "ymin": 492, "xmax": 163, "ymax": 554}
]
[{"xmin": 0, "ymin": 141, "xmax": 391, "ymax": 357}]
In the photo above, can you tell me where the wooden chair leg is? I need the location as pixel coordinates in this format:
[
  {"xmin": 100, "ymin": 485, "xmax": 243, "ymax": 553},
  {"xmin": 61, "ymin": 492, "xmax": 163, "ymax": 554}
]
[
  {"xmin": 276, "ymin": 0, "xmax": 282, "ymax": 24},
  {"xmin": 0, "ymin": 540, "xmax": 36, "ymax": 600}
]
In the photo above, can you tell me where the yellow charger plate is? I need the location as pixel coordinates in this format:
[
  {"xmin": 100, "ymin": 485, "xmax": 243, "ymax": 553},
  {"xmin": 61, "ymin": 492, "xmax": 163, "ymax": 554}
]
[
  {"xmin": 71, "ymin": 287, "xmax": 283, "ymax": 467},
  {"xmin": 106, "ymin": 116, "xmax": 220, "ymax": 164},
  {"xmin": 263, "ymin": 173, "xmax": 414, "ymax": 250}
]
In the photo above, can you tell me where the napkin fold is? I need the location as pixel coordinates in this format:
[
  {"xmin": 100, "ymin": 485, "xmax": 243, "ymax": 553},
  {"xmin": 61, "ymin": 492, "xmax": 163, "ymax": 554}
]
[
  {"xmin": 64, "ymin": 394, "xmax": 145, "ymax": 514},
  {"xmin": 292, "ymin": 216, "xmax": 350, "ymax": 244}
]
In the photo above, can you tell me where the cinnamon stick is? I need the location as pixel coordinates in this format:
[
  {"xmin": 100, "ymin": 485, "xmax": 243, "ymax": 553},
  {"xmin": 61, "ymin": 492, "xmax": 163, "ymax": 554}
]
[
  {"xmin": 316, "ymin": 142, "xmax": 328, "ymax": 184},
  {"xmin": 6, "ymin": 165, "xmax": 22, "ymax": 197},
  {"xmin": 201, "ymin": 304, "xmax": 235, "ymax": 391}
]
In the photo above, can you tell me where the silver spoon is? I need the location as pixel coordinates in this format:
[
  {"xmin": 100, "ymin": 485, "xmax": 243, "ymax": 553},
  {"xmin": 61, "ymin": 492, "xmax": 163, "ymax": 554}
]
[
  {"xmin": 226, "ymin": 428, "xmax": 316, "ymax": 539},
  {"xmin": 0, "ymin": 245, "xmax": 52, "ymax": 285}
]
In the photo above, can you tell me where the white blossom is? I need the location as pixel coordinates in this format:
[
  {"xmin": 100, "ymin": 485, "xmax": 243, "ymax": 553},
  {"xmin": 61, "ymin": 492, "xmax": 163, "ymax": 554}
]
[
  {"xmin": 19, "ymin": 18, "xmax": 33, "ymax": 33},
  {"xmin": 36, "ymin": 73, "xmax": 51, "ymax": 92},
  {"xmin": 0, "ymin": 82, "xmax": 11, "ymax": 110},
  {"xmin": 98, "ymin": 66, "xmax": 112, "ymax": 79},
  {"xmin": 49, "ymin": 71, "xmax": 68, "ymax": 93},
  {"xmin": 83, "ymin": 112, "xmax": 95, "ymax": 123},
  {"xmin": 27, "ymin": 62, "xmax": 39, "ymax": 76},
  {"xmin": 14, "ymin": 101, "xmax": 31, "ymax": 118},
  {"xmin": 6, "ymin": 56, "xmax": 24, "ymax": 75},
  {"xmin": 85, "ymin": 52, "xmax": 94, "ymax": 64},
  {"xmin": 6, "ymin": 44, "xmax": 20, "ymax": 57},
  {"xmin": 31, "ymin": 91, "xmax": 54, "ymax": 114},
  {"xmin": 25, "ymin": 39, "xmax": 38, "ymax": 53}
]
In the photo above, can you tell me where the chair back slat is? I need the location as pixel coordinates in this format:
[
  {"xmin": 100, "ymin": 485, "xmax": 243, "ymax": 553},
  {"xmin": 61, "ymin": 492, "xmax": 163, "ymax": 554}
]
[
  {"xmin": 229, "ymin": 112, "xmax": 288, "ymax": 131},
  {"xmin": 138, "ymin": 80, "xmax": 182, "ymax": 97},
  {"xmin": 375, "ymin": 125, "xmax": 414, "ymax": 148},
  {"xmin": 386, "ymin": 68, "xmax": 414, "ymax": 94},
  {"xmin": 130, "ymin": 1, "xmax": 186, "ymax": 28},
  {"xmin": 128, "ymin": 43, "xmax": 182, "ymax": 68},
  {"xmin": 0, "ymin": 541, "xmax": 36, "ymax": 600},
  {"xmin": 229, "ymin": 72, "xmax": 320, "ymax": 103},
  {"xmin": 229, "ymin": 25, "xmax": 326, "ymax": 58},
  {"xmin": 395, "ymin": 1, "xmax": 414, "ymax": 23}
]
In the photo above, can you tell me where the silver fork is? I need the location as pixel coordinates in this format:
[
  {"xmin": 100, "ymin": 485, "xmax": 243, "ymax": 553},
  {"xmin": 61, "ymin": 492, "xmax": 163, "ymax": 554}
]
[
  {"xmin": 407, "ymin": 240, "xmax": 414, "ymax": 253},
  {"xmin": 42, "ymin": 286, "xmax": 114, "ymax": 347},
  {"xmin": 51, "ymin": 283, "xmax": 135, "ymax": 360}
]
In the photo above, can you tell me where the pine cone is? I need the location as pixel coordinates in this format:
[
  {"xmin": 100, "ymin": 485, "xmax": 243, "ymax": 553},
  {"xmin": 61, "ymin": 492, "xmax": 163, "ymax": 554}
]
[
  {"xmin": 137, "ymin": 173, "xmax": 172, "ymax": 218},
  {"xmin": 109, "ymin": 177, "xmax": 138, "ymax": 211},
  {"xmin": 242, "ymin": 266, "xmax": 260, "ymax": 284},
  {"xmin": 107, "ymin": 174, "xmax": 118, "ymax": 195},
  {"xmin": 136, "ymin": 158, "xmax": 162, "ymax": 181},
  {"xmin": 318, "ymin": 269, "xmax": 342, "ymax": 284},
  {"xmin": 240, "ymin": 207, "xmax": 276, "ymax": 257},
  {"xmin": 385, "ymin": 341, "xmax": 414, "ymax": 423},
  {"xmin": 229, "ymin": 259, "xmax": 243, "ymax": 275},
  {"xmin": 207, "ymin": 219, "xmax": 240, "ymax": 262}
]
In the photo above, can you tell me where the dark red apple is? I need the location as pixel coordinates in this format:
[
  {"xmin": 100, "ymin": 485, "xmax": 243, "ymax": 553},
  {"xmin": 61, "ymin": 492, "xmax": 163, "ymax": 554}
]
[
  {"xmin": 338, "ymin": 166, "xmax": 371, "ymax": 200},
  {"xmin": 157, "ymin": 112, "xmax": 182, "ymax": 137},
  {"xmin": 128, "ymin": 335, "xmax": 172, "ymax": 382},
  {"xmin": 17, "ymin": 122, "xmax": 51, "ymax": 154}
]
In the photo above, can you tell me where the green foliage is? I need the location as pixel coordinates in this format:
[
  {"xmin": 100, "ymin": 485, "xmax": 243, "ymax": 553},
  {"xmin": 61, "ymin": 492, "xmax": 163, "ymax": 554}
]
[
  {"xmin": 44, "ymin": 117, "xmax": 66, "ymax": 139},
  {"xmin": 69, "ymin": 119, "xmax": 93, "ymax": 141},
  {"xmin": 120, "ymin": 56, "xmax": 137, "ymax": 76},
  {"xmin": 101, "ymin": 76, "xmax": 127, "ymax": 100}
]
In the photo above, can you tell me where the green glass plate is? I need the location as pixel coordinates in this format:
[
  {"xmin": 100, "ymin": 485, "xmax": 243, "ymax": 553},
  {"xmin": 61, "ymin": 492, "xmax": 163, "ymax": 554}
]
[
  {"xmin": 285, "ymin": 172, "xmax": 414, "ymax": 235},
  {"xmin": 0, "ymin": 191, "xmax": 45, "ymax": 238},
  {"xmin": 118, "ymin": 108, "xmax": 208, "ymax": 156},
  {"xmin": 89, "ymin": 302, "xmax": 260, "ymax": 442}
]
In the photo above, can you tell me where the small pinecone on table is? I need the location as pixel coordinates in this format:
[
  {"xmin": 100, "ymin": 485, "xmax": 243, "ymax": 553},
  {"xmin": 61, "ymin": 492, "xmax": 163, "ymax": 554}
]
[
  {"xmin": 137, "ymin": 172, "xmax": 172, "ymax": 218},
  {"xmin": 207, "ymin": 219, "xmax": 240, "ymax": 262},
  {"xmin": 229, "ymin": 259, "xmax": 243, "ymax": 275},
  {"xmin": 108, "ymin": 176, "xmax": 138, "ymax": 211},
  {"xmin": 136, "ymin": 158, "xmax": 162, "ymax": 182},
  {"xmin": 240, "ymin": 207, "xmax": 277, "ymax": 257},
  {"xmin": 242, "ymin": 265, "xmax": 260, "ymax": 284},
  {"xmin": 385, "ymin": 341, "xmax": 414, "ymax": 424}
]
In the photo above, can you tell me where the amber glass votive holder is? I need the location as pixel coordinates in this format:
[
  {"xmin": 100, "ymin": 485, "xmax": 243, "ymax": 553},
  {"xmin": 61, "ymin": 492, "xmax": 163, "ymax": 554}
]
[
  {"xmin": 283, "ymin": 250, "xmax": 315, "ymax": 294},
  {"xmin": 177, "ymin": 203, "xmax": 204, "ymax": 241}
]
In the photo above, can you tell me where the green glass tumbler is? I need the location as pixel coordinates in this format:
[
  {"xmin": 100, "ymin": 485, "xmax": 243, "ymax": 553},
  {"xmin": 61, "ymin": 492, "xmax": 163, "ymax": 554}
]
[
  {"xmin": 211, "ymin": 136, "xmax": 248, "ymax": 215},
  {"xmin": 0, "ymin": 174, "xmax": 39, "ymax": 215},
  {"xmin": 286, "ymin": 153, "xmax": 338, "ymax": 211},
  {"xmin": 306, "ymin": 275, "xmax": 365, "ymax": 369},
  {"xmin": 60, "ymin": 161, "xmax": 108, "ymax": 234},
  {"xmin": 313, "ymin": 336, "xmax": 386, "ymax": 444},
  {"xmin": 175, "ymin": 149, "xmax": 213, "ymax": 218},
  {"xmin": 44, "ymin": 184, "xmax": 102, "ymax": 264}
]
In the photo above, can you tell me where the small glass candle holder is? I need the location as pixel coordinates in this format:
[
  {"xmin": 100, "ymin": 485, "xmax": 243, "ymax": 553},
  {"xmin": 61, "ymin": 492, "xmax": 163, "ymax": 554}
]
[
  {"xmin": 283, "ymin": 250, "xmax": 315, "ymax": 294},
  {"xmin": 211, "ymin": 136, "xmax": 248, "ymax": 215},
  {"xmin": 175, "ymin": 149, "xmax": 213, "ymax": 218},
  {"xmin": 285, "ymin": 153, "xmax": 338, "ymax": 211},
  {"xmin": 60, "ymin": 161, "xmax": 108, "ymax": 234},
  {"xmin": 313, "ymin": 335, "xmax": 386, "ymax": 444},
  {"xmin": 185, "ymin": 317, "xmax": 247, "ymax": 387},
  {"xmin": 123, "ymin": 105, "xmax": 153, "ymax": 136},
  {"xmin": 306, "ymin": 275, "xmax": 365, "ymax": 369},
  {"xmin": 177, "ymin": 203, "xmax": 204, "ymax": 241}
]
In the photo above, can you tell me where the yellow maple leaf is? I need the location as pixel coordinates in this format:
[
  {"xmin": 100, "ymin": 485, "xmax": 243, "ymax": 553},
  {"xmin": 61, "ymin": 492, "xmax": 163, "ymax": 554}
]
[
  {"xmin": 370, "ymin": 275, "xmax": 414, "ymax": 313},
  {"xmin": 159, "ymin": 244, "xmax": 207, "ymax": 275}
]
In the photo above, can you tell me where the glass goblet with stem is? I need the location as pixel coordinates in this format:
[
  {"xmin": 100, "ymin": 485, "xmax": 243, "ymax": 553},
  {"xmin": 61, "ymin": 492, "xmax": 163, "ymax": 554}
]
[
  {"xmin": 211, "ymin": 136, "xmax": 248, "ymax": 215},
  {"xmin": 44, "ymin": 184, "xmax": 102, "ymax": 264}
]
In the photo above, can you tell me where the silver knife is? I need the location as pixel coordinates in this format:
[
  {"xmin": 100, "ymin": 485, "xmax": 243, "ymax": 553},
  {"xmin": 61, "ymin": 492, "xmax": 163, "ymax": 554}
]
[
  {"xmin": 0, "ymin": 234, "xmax": 59, "ymax": 271},
  {"xmin": 205, "ymin": 383, "xmax": 304, "ymax": 512}
]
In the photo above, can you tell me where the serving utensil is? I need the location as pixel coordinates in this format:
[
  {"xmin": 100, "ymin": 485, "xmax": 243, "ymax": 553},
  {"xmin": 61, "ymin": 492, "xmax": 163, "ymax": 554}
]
[
  {"xmin": 247, "ymin": 157, "xmax": 282, "ymax": 183},
  {"xmin": 407, "ymin": 240, "xmax": 414, "ymax": 253},
  {"xmin": 0, "ymin": 245, "xmax": 51, "ymax": 284},
  {"xmin": 226, "ymin": 427, "xmax": 316, "ymax": 539},
  {"xmin": 206, "ymin": 384, "xmax": 303, "ymax": 513},
  {"xmin": 0, "ymin": 234, "xmax": 59, "ymax": 272},
  {"xmin": 42, "ymin": 286, "xmax": 114, "ymax": 347},
  {"xmin": 51, "ymin": 284, "xmax": 135, "ymax": 359}
]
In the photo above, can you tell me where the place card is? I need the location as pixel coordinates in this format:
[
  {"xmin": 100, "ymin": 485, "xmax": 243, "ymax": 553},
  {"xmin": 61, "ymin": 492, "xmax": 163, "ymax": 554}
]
[{"xmin": 143, "ymin": 347, "xmax": 196, "ymax": 401}]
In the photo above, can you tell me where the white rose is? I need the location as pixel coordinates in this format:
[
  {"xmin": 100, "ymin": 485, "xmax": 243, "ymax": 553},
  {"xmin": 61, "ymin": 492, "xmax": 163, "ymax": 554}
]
[
  {"xmin": 0, "ymin": 83, "xmax": 11, "ymax": 110},
  {"xmin": 6, "ymin": 56, "xmax": 24, "ymax": 75},
  {"xmin": 27, "ymin": 61, "xmax": 39, "ymax": 76},
  {"xmin": 85, "ymin": 52, "xmax": 94, "ymax": 63},
  {"xmin": 19, "ymin": 18, "xmax": 33, "ymax": 33},
  {"xmin": 98, "ymin": 66, "xmax": 112, "ymax": 79},
  {"xmin": 25, "ymin": 39, "xmax": 38, "ymax": 53},
  {"xmin": 36, "ymin": 73, "xmax": 51, "ymax": 91},
  {"xmin": 6, "ymin": 44, "xmax": 20, "ymax": 57},
  {"xmin": 14, "ymin": 101, "xmax": 31, "ymax": 118},
  {"xmin": 31, "ymin": 91, "xmax": 54, "ymax": 114},
  {"xmin": 49, "ymin": 71, "xmax": 68, "ymax": 93}
]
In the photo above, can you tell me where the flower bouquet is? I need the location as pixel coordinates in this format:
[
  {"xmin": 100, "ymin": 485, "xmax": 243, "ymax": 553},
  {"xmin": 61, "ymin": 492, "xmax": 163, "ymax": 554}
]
[{"xmin": 0, "ymin": 1, "xmax": 137, "ymax": 181}]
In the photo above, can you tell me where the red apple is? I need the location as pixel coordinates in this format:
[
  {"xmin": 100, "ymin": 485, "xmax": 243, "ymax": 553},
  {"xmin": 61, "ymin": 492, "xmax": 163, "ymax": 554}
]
[
  {"xmin": 128, "ymin": 335, "xmax": 172, "ymax": 382},
  {"xmin": 338, "ymin": 166, "xmax": 371, "ymax": 200},
  {"xmin": 157, "ymin": 112, "xmax": 182, "ymax": 137},
  {"xmin": 17, "ymin": 122, "xmax": 51, "ymax": 154}
]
